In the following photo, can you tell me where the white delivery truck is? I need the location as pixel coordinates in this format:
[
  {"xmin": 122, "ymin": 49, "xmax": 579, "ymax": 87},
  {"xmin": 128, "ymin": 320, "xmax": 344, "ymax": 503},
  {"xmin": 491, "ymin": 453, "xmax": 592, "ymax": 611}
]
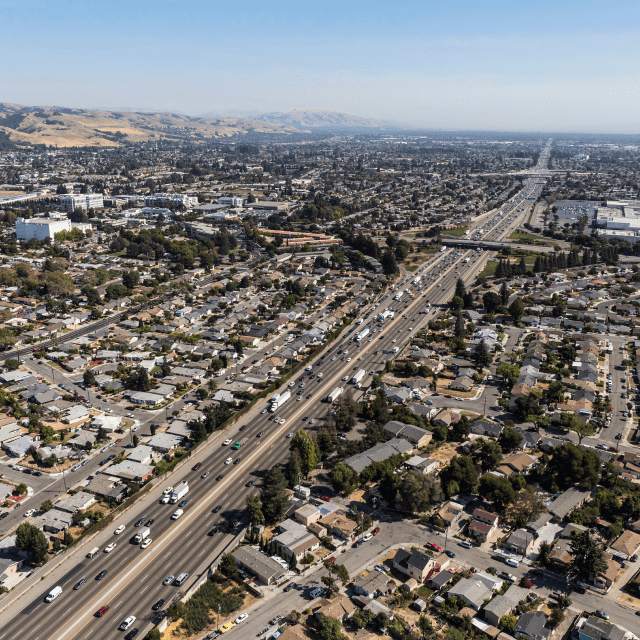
[
  {"xmin": 325, "ymin": 387, "xmax": 344, "ymax": 403},
  {"xmin": 87, "ymin": 547, "xmax": 100, "ymax": 558},
  {"xmin": 45, "ymin": 586, "xmax": 63, "ymax": 602},
  {"xmin": 394, "ymin": 291, "xmax": 404, "ymax": 301},
  {"xmin": 351, "ymin": 369, "xmax": 366, "ymax": 385},
  {"xmin": 270, "ymin": 389, "xmax": 291, "ymax": 412},
  {"xmin": 134, "ymin": 527, "xmax": 151, "ymax": 544},
  {"xmin": 378, "ymin": 309, "xmax": 392, "ymax": 323},
  {"xmin": 169, "ymin": 482, "xmax": 189, "ymax": 504},
  {"xmin": 355, "ymin": 328, "xmax": 369, "ymax": 342}
]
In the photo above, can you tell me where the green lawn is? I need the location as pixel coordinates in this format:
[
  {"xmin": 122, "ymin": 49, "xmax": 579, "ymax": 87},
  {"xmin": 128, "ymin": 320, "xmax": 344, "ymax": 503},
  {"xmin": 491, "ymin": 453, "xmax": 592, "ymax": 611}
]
[
  {"xmin": 444, "ymin": 225, "xmax": 470, "ymax": 237},
  {"xmin": 509, "ymin": 230, "xmax": 553, "ymax": 245},
  {"xmin": 479, "ymin": 260, "xmax": 498, "ymax": 278}
]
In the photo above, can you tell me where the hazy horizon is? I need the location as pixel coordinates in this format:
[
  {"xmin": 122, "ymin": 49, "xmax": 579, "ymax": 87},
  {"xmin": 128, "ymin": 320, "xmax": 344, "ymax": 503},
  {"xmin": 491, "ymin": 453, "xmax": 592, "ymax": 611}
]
[{"xmin": 2, "ymin": 0, "xmax": 639, "ymax": 133}]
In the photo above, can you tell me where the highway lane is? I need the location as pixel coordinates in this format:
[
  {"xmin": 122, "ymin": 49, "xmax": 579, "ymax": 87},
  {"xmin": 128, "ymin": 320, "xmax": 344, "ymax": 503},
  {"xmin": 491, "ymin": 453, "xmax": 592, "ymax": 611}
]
[{"xmin": 6, "ymin": 168, "xmax": 544, "ymax": 639}]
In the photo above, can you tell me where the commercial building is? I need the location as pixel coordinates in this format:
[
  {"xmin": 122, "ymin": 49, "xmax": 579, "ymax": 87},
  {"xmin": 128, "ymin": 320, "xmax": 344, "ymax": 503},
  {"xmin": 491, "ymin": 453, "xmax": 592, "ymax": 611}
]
[
  {"xmin": 232, "ymin": 546, "xmax": 285, "ymax": 585},
  {"xmin": 60, "ymin": 194, "xmax": 104, "ymax": 211},
  {"xmin": 16, "ymin": 217, "xmax": 71, "ymax": 241}
]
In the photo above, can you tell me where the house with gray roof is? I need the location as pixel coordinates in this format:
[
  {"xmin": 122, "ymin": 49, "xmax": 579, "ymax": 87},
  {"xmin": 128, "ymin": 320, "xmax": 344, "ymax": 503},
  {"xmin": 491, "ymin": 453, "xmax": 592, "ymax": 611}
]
[
  {"xmin": 383, "ymin": 421, "xmax": 432, "ymax": 447},
  {"xmin": 447, "ymin": 577, "xmax": 493, "ymax": 610},
  {"xmin": 548, "ymin": 487, "xmax": 591, "ymax": 522},
  {"xmin": 344, "ymin": 438, "xmax": 413, "ymax": 474},
  {"xmin": 514, "ymin": 611, "xmax": 550, "ymax": 640},
  {"xmin": 232, "ymin": 546, "xmax": 285, "ymax": 585}
]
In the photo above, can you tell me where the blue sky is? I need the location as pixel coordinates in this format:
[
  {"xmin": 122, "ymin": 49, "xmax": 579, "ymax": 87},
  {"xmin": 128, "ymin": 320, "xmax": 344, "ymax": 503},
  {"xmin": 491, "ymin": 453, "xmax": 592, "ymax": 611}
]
[{"xmin": 2, "ymin": 0, "xmax": 639, "ymax": 131}]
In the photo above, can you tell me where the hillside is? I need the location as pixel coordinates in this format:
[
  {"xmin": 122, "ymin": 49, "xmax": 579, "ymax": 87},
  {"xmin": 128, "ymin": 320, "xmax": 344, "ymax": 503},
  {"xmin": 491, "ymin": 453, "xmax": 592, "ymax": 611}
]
[
  {"xmin": 258, "ymin": 109, "xmax": 388, "ymax": 129},
  {"xmin": 0, "ymin": 103, "xmax": 308, "ymax": 148}
]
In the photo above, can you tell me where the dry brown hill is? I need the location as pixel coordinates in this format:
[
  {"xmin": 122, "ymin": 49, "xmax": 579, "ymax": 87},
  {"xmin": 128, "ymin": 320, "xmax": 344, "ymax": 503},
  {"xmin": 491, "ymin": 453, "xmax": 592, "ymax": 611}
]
[{"xmin": 258, "ymin": 109, "xmax": 387, "ymax": 129}]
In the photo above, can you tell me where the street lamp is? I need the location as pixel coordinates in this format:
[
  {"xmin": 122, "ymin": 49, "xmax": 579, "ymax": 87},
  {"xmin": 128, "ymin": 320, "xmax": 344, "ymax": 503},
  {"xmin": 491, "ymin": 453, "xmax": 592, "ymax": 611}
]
[{"xmin": 217, "ymin": 604, "xmax": 221, "ymax": 631}]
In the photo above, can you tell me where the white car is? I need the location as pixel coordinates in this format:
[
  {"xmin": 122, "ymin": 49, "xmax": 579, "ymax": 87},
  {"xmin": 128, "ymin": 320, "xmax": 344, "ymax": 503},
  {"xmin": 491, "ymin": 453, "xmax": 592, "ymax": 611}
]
[
  {"xmin": 163, "ymin": 486, "xmax": 174, "ymax": 495},
  {"xmin": 126, "ymin": 413, "xmax": 134, "ymax": 418},
  {"xmin": 286, "ymin": 432, "xmax": 294, "ymax": 438},
  {"xmin": 71, "ymin": 464, "xmax": 81, "ymax": 472},
  {"xmin": 119, "ymin": 616, "xmax": 136, "ymax": 631},
  {"xmin": 225, "ymin": 457, "xmax": 233, "ymax": 465},
  {"xmin": 342, "ymin": 376, "xmax": 349, "ymax": 381},
  {"xmin": 161, "ymin": 495, "xmax": 170, "ymax": 504},
  {"xmin": 140, "ymin": 538, "xmax": 152, "ymax": 549},
  {"xmin": 362, "ymin": 533, "xmax": 373, "ymax": 542},
  {"xmin": 131, "ymin": 425, "xmax": 140, "ymax": 432},
  {"xmin": 23, "ymin": 509, "xmax": 36, "ymax": 518},
  {"xmin": 171, "ymin": 509, "xmax": 183, "ymax": 520},
  {"xmin": 297, "ymin": 396, "xmax": 303, "ymax": 401},
  {"xmin": 346, "ymin": 358, "xmax": 351, "ymax": 362},
  {"xmin": 309, "ymin": 419, "xmax": 316, "ymax": 425},
  {"xmin": 223, "ymin": 439, "xmax": 232, "ymax": 446},
  {"xmin": 104, "ymin": 542, "xmax": 116, "ymax": 553},
  {"xmin": 235, "ymin": 614, "xmax": 248, "ymax": 624},
  {"xmin": 114, "ymin": 525, "xmax": 126, "ymax": 535},
  {"xmin": 279, "ymin": 418, "xmax": 286, "ymax": 424},
  {"xmin": 261, "ymin": 409, "xmax": 267, "ymax": 414}
]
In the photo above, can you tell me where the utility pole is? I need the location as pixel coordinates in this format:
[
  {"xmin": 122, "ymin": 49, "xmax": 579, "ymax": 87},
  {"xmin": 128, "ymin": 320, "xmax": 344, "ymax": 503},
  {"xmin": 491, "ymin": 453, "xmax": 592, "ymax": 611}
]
[{"xmin": 217, "ymin": 604, "xmax": 221, "ymax": 631}]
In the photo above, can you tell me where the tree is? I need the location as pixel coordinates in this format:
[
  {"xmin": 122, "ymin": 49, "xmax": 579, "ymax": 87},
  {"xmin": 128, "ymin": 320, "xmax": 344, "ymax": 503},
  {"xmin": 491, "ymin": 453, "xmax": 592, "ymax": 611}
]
[
  {"xmin": 14, "ymin": 483, "xmax": 28, "ymax": 496},
  {"xmin": 218, "ymin": 553, "xmax": 239, "ymax": 579},
  {"xmin": 499, "ymin": 615, "xmax": 517, "ymax": 634},
  {"xmin": 122, "ymin": 270, "xmax": 140, "ymax": 289},
  {"xmin": 478, "ymin": 440, "xmax": 503, "ymax": 471},
  {"xmin": 5, "ymin": 359, "xmax": 19, "ymax": 371},
  {"xmin": 260, "ymin": 468, "xmax": 289, "ymax": 524},
  {"xmin": 132, "ymin": 434, "xmax": 140, "ymax": 448},
  {"xmin": 556, "ymin": 595, "xmax": 572, "ymax": 609},
  {"xmin": 417, "ymin": 615, "xmax": 435, "ymax": 639},
  {"xmin": 473, "ymin": 339, "xmax": 491, "ymax": 367},
  {"xmin": 440, "ymin": 456, "xmax": 477, "ymax": 496},
  {"xmin": 289, "ymin": 430, "xmax": 318, "ymax": 477},
  {"xmin": 398, "ymin": 471, "xmax": 438, "ymax": 513},
  {"xmin": 315, "ymin": 615, "xmax": 348, "ymax": 640},
  {"xmin": 479, "ymin": 474, "xmax": 516, "ymax": 510},
  {"xmin": 381, "ymin": 250, "xmax": 399, "ymax": 276},
  {"xmin": 450, "ymin": 414, "xmax": 471, "ymax": 442},
  {"xmin": 15, "ymin": 522, "xmax": 48, "ymax": 564},
  {"xmin": 454, "ymin": 312, "xmax": 465, "ymax": 338},
  {"xmin": 569, "ymin": 531, "xmax": 607, "ymax": 581},
  {"xmin": 498, "ymin": 427, "xmax": 523, "ymax": 453},
  {"xmin": 547, "ymin": 443, "xmax": 601, "ymax": 490},
  {"xmin": 500, "ymin": 280, "xmax": 509, "ymax": 306},
  {"xmin": 40, "ymin": 500, "xmax": 53, "ymax": 512},
  {"xmin": 496, "ymin": 362, "xmax": 520, "ymax": 387},
  {"xmin": 83, "ymin": 370, "xmax": 96, "ymax": 387},
  {"xmin": 329, "ymin": 462, "xmax": 356, "ymax": 496},
  {"xmin": 508, "ymin": 298, "xmax": 524, "ymax": 323},
  {"xmin": 561, "ymin": 413, "xmax": 595, "ymax": 444},
  {"xmin": 483, "ymin": 291, "xmax": 503, "ymax": 314},
  {"xmin": 245, "ymin": 495, "xmax": 264, "ymax": 526},
  {"xmin": 455, "ymin": 278, "xmax": 466, "ymax": 299}
]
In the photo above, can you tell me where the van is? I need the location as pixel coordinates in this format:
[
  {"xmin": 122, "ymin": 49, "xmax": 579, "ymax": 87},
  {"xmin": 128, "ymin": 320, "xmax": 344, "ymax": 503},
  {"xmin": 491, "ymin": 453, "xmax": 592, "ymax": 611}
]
[
  {"xmin": 45, "ymin": 586, "xmax": 63, "ymax": 602},
  {"xmin": 309, "ymin": 587, "xmax": 323, "ymax": 599},
  {"xmin": 458, "ymin": 541, "xmax": 472, "ymax": 549},
  {"xmin": 87, "ymin": 547, "xmax": 100, "ymax": 559},
  {"xmin": 506, "ymin": 558, "xmax": 519, "ymax": 568},
  {"xmin": 174, "ymin": 573, "xmax": 189, "ymax": 586}
]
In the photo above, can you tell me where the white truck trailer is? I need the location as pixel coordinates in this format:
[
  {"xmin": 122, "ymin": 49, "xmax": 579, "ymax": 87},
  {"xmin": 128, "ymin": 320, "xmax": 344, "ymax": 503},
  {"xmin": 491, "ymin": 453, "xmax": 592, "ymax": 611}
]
[
  {"xmin": 324, "ymin": 387, "xmax": 344, "ymax": 403},
  {"xmin": 351, "ymin": 369, "xmax": 366, "ymax": 385},
  {"xmin": 169, "ymin": 482, "xmax": 189, "ymax": 504},
  {"xmin": 270, "ymin": 389, "xmax": 291, "ymax": 412}
]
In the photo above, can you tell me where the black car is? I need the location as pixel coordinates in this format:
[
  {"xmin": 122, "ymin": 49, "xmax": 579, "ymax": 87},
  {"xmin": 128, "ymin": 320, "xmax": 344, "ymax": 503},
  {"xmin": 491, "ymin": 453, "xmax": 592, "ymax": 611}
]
[
  {"xmin": 239, "ymin": 425, "xmax": 246, "ymax": 432},
  {"xmin": 257, "ymin": 431, "xmax": 264, "ymax": 437},
  {"xmin": 134, "ymin": 518, "xmax": 145, "ymax": 527},
  {"xmin": 153, "ymin": 611, "xmax": 167, "ymax": 625},
  {"xmin": 73, "ymin": 579, "xmax": 86, "ymax": 590},
  {"xmin": 0, "ymin": 512, "xmax": 9, "ymax": 520},
  {"xmin": 124, "ymin": 629, "xmax": 139, "ymax": 640},
  {"xmin": 284, "ymin": 582, "xmax": 297, "ymax": 592},
  {"xmin": 302, "ymin": 416, "xmax": 308, "ymax": 421},
  {"xmin": 234, "ymin": 458, "xmax": 241, "ymax": 464},
  {"xmin": 22, "ymin": 468, "xmax": 32, "ymax": 474},
  {"xmin": 96, "ymin": 570, "xmax": 108, "ymax": 580},
  {"xmin": 152, "ymin": 599, "xmax": 165, "ymax": 610},
  {"xmin": 246, "ymin": 480, "xmax": 254, "ymax": 487},
  {"xmin": 213, "ymin": 505, "xmax": 222, "ymax": 513},
  {"xmin": 216, "ymin": 474, "xmax": 225, "ymax": 481},
  {"xmin": 32, "ymin": 471, "xmax": 42, "ymax": 476}
]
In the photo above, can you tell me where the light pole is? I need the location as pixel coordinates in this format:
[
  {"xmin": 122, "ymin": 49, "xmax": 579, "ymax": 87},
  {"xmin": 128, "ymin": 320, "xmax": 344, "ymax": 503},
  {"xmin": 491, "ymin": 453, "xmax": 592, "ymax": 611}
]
[{"xmin": 217, "ymin": 604, "xmax": 221, "ymax": 631}]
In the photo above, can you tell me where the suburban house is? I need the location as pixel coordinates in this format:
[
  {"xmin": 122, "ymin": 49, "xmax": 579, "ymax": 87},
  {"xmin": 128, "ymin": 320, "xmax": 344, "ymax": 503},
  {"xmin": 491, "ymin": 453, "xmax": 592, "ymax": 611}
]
[{"xmin": 502, "ymin": 529, "xmax": 535, "ymax": 556}]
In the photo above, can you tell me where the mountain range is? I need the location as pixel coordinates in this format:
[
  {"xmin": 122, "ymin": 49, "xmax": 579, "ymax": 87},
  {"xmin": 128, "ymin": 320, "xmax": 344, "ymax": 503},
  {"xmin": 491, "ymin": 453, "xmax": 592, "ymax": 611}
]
[{"xmin": 0, "ymin": 104, "xmax": 395, "ymax": 148}]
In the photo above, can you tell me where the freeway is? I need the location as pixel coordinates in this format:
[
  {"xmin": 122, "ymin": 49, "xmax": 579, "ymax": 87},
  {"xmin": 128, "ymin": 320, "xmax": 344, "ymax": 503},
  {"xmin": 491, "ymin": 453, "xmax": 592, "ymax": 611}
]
[{"xmin": 0, "ymin": 153, "xmax": 545, "ymax": 640}]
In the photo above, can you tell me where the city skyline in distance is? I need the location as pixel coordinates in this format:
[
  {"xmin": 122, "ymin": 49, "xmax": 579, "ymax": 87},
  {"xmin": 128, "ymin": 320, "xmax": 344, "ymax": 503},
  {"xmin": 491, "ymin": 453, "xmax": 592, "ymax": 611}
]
[{"xmin": 2, "ymin": 0, "xmax": 640, "ymax": 133}]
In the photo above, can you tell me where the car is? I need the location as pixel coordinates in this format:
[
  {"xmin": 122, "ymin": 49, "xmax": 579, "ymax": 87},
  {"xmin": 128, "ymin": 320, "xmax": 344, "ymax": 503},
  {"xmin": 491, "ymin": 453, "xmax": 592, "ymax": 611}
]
[
  {"xmin": 201, "ymin": 471, "xmax": 210, "ymax": 478},
  {"xmin": 134, "ymin": 518, "xmax": 145, "ymax": 527},
  {"xmin": 140, "ymin": 538, "xmax": 152, "ymax": 549},
  {"xmin": 0, "ymin": 512, "xmax": 8, "ymax": 520},
  {"xmin": 286, "ymin": 432, "xmax": 294, "ymax": 438},
  {"xmin": 321, "ymin": 496, "xmax": 331, "ymax": 502},
  {"xmin": 216, "ymin": 474, "xmax": 225, "ymax": 481},
  {"xmin": 192, "ymin": 462, "xmax": 202, "ymax": 471},
  {"xmin": 362, "ymin": 533, "xmax": 373, "ymax": 542},
  {"xmin": 171, "ymin": 510, "xmax": 183, "ymax": 520},
  {"xmin": 506, "ymin": 558, "xmax": 519, "ymax": 568},
  {"xmin": 104, "ymin": 543, "xmax": 116, "ymax": 553},
  {"xmin": 594, "ymin": 611, "xmax": 609, "ymax": 621},
  {"xmin": 309, "ymin": 419, "xmax": 315, "ymax": 424},
  {"xmin": 95, "ymin": 570, "xmax": 108, "ymax": 580},
  {"xmin": 74, "ymin": 579, "xmax": 86, "ymax": 590},
  {"xmin": 95, "ymin": 605, "xmax": 111, "ymax": 617},
  {"xmin": 326, "ymin": 556, "xmax": 336, "ymax": 564},
  {"xmin": 596, "ymin": 444, "xmax": 608, "ymax": 450},
  {"xmin": 372, "ymin": 527, "xmax": 380, "ymax": 536},
  {"xmin": 163, "ymin": 575, "xmax": 175, "ymax": 586},
  {"xmin": 223, "ymin": 439, "xmax": 232, "ymax": 446},
  {"xmin": 23, "ymin": 509, "xmax": 35, "ymax": 518},
  {"xmin": 445, "ymin": 550, "xmax": 456, "ymax": 558},
  {"xmin": 145, "ymin": 519, "xmax": 155, "ymax": 526},
  {"xmin": 426, "ymin": 542, "xmax": 442, "ymax": 551},
  {"xmin": 163, "ymin": 486, "xmax": 174, "ymax": 496},
  {"xmin": 119, "ymin": 616, "xmax": 136, "ymax": 631},
  {"xmin": 152, "ymin": 599, "xmax": 166, "ymax": 611},
  {"xmin": 284, "ymin": 582, "xmax": 297, "ymax": 592},
  {"xmin": 178, "ymin": 499, "xmax": 188, "ymax": 507},
  {"xmin": 124, "ymin": 629, "xmax": 139, "ymax": 640},
  {"xmin": 616, "ymin": 433, "xmax": 622, "ymax": 439},
  {"xmin": 239, "ymin": 425, "xmax": 246, "ymax": 432},
  {"xmin": 246, "ymin": 480, "xmax": 254, "ymax": 487},
  {"xmin": 235, "ymin": 614, "xmax": 248, "ymax": 624},
  {"xmin": 225, "ymin": 457, "xmax": 233, "ymax": 465}
]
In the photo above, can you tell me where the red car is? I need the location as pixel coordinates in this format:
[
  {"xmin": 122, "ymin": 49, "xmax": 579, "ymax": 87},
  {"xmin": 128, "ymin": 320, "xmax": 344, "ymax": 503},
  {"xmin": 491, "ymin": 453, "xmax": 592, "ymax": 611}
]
[
  {"xmin": 426, "ymin": 542, "xmax": 441, "ymax": 552},
  {"xmin": 326, "ymin": 556, "xmax": 336, "ymax": 564},
  {"xmin": 115, "ymin": 438, "xmax": 122, "ymax": 443},
  {"xmin": 95, "ymin": 606, "xmax": 111, "ymax": 617},
  {"xmin": 372, "ymin": 527, "xmax": 380, "ymax": 536},
  {"xmin": 321, "ymin": 496, "xmax": 331, "ymax": 502},
  {"xmin": 192, "ymin": 462, "xmax": 202, "ymax": 471}
]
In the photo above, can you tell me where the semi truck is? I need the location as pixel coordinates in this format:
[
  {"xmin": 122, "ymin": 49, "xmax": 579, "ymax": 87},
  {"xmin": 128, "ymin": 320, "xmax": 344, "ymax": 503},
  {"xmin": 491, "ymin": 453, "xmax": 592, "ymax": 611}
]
[
  {"xmin": 394, "ymin": 291, "xmax": 404, "ymax": 301},
  {"xmin": 355, "ymin": 327, "xmax": 369, "ymax": 342},
  {"xmin": 324, "ymin": 387, "xmax": 344, "ymax": 403},
  {"xmin": 134, "ymin": 527, "xmax": 151, "ymax": 544},
  {"xmin": 170, "ymin": 482, "xmax": 189, "ymax": 504},
  {"xmin": 270, "ymin": 390, "xmax": 291, "ymax": 412},
  {"xmin": 378, "ymin": 310, "xmax": 392, "ymax": 322},
  {"xmin": 351, "ymin": 369, "xmax": 366, "ymax": 385},
  {"xmin": 232, "ymin": 438, "xmax": 248, "ymax": 450}
]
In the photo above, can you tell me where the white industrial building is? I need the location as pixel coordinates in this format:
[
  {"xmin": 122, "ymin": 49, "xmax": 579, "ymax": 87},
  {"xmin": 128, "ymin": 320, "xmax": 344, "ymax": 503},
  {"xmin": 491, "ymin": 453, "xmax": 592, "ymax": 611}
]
[
  {"xmin": 16, "ymin": 217, "xmax": 71, "ymax": 241},
  {"xmin": 595, "ymin": 201, "xmax": 640, "ymax": 244},
  {"xmin": 60, "ymin": 193, "xmax": 104, "ymax": 211},
  {"xmin": 144, "ymin": 193, "xmax": 198, "ymax": 208},
  {"xmin": 218, "ymin": 196, "xmax": 244, "ymax": 207}
]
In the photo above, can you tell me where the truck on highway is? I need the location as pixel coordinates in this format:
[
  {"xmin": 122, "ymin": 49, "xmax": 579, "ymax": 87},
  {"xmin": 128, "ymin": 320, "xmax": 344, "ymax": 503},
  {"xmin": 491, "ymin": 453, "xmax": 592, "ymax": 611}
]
[
  {"xmin": 378, "ymin": 309, "xmax": 392, "ymax": 322},
  {"xmin": 394, "ymin": 291, "xmax": 404, "ymax": 301},
  {"xmin": 169, "ymin": 482, "xmax": 189, "ymax": 504},
  {"xmin": 134, "ymin": 527, "xmax": 151, "ymax": 544},
  {"xmin": 351, "ymin": 369, "xmax": 366, "ymax": 385},
  {"xmin": 355, "ymin": 327, "xmax": 369, "ymax": 342},
  {"xmin": 232, "ymin": 438, "xmax": 248, "ymax": 450},
  {"xmin": 270, "ymin": 389, "xmax": 291, "ymax": 412},
  {"xmin": 440, "ymin": 246, "xmax": 446, "ymax": 252},
  {"xmin": 324, "ymin": 387, "xmax": 344, "ymax": 403}
]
